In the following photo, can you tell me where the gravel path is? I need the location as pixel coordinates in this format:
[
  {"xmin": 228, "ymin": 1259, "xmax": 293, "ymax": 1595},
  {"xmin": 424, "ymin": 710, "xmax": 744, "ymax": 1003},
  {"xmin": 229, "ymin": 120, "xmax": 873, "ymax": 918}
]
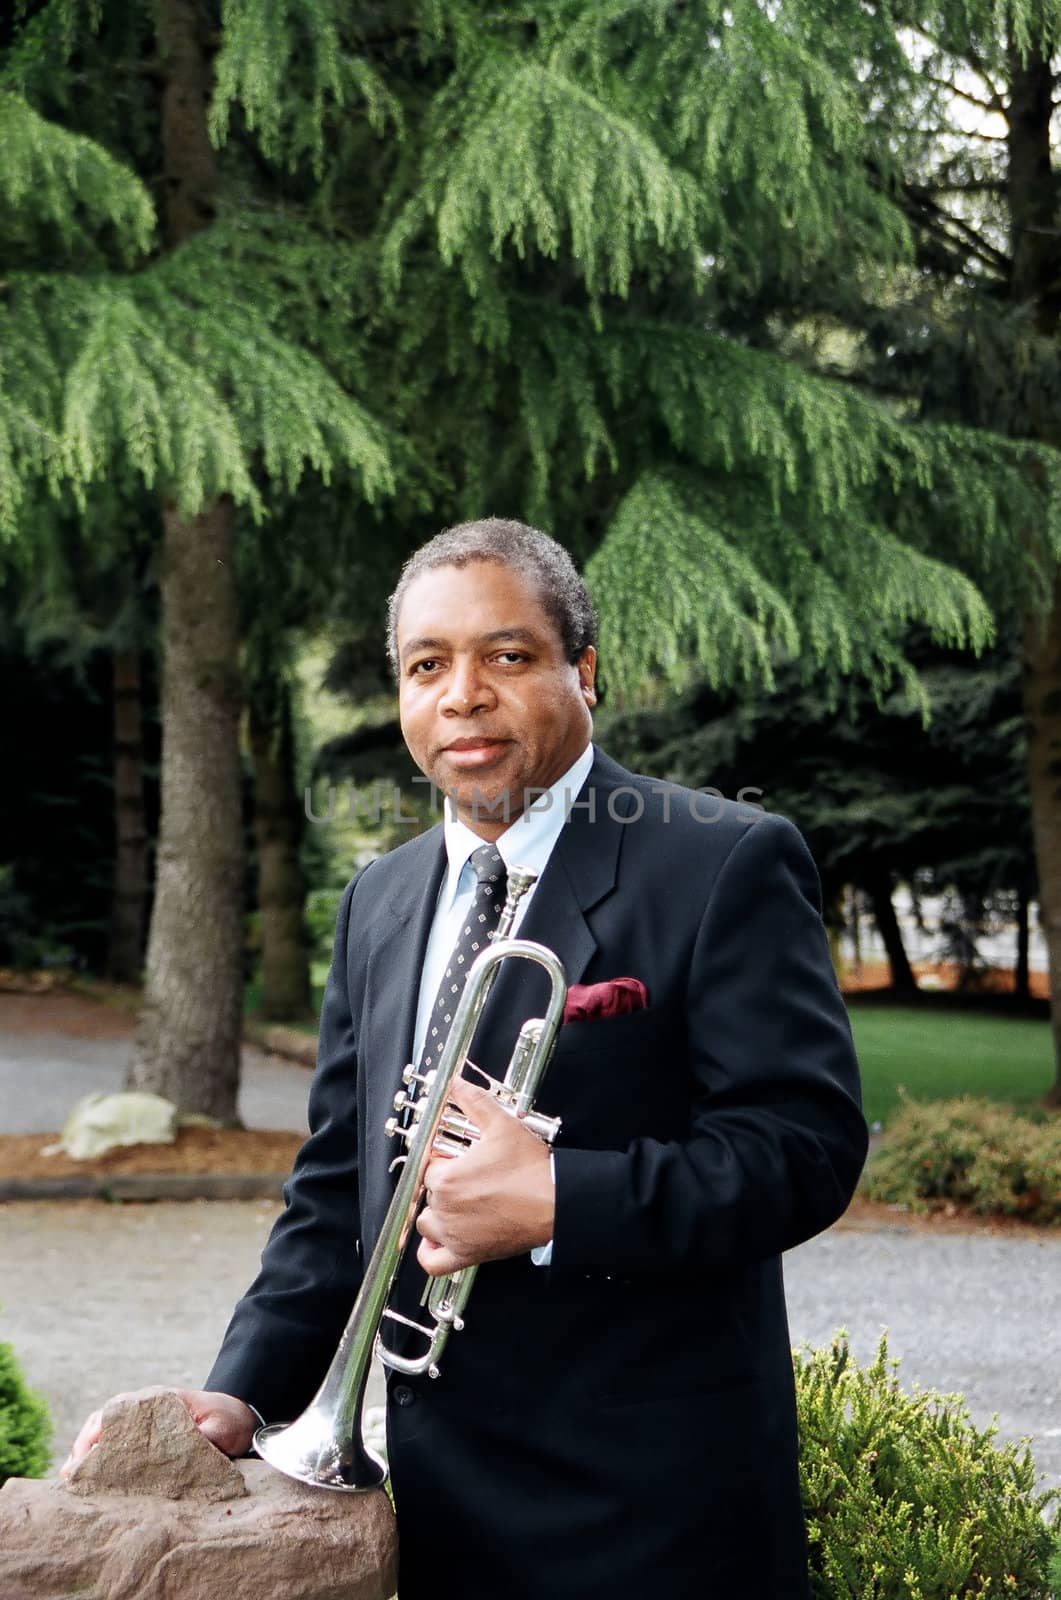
[
  {"xmin": 1, "ymin": 1005, "xmax": 1058, "ymax": 1500},
  {"xmin": 1, "ymin": 1198, "xmax": 1057, "ymax": 1498}
]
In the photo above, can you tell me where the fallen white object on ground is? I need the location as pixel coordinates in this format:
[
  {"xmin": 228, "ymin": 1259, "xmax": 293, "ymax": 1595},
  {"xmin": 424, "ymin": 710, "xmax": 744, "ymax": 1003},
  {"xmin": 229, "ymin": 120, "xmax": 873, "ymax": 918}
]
[{"xmin": 42, "ymin": 1091, "xmax": 178, "ymax": 1160}]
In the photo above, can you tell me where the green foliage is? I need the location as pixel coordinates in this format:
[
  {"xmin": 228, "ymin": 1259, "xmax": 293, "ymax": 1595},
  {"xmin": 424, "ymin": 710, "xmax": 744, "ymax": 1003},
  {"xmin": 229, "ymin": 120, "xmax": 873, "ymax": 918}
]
[
  {"xmin": 0, "ymin": 1329, "xmax": 52, "ymax": 1484},
  {"xmin": 304, "ymin": 885, "xmax": 345, "ymax": 968},
  {"xmin": 0, "ymin": 90, "xmax": 153, "ymax": 259},
  {"xmin": 0, "ymin": 4, "xmax": 396, "ymax": 540},
  {"xmin": 5, "ymin": 236, "xmax": 394, "ymax": 528},
  {"xmin": 598, "ymin": 637, "xmax": 1032, "ymax": 900},
  {"xmin": 383, "ymin": 0, "xmax": 909, "ymax": 304},
  {"xmin": 589, "ymin": 464, "xmax": 1000, "ymax": 698},
  {"xmin": 863, "ymin": 1098, "xmax": 1061, "ymax": 1225},
  {"xmin": 6, "ymin": 0, "xmax": 1061, "ymax": 710},
  {"xmin": 210, "ymin": 0, "xmax": 402, "ymax": 174},
  {"xmin": 796, "ymin": 1333, "xmax": 1060, "ymax": 1599},
  {"xmin": 1049, "ymin": 1538, "xmax": 1061, "ymax": 1598}
]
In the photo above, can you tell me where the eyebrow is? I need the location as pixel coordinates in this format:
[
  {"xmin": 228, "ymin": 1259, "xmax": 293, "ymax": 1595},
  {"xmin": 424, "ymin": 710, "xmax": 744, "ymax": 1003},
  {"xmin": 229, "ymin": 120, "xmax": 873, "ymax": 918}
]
[{"xmin": 400, "ymin": 627, "xmax": 540, "ymax": 662}]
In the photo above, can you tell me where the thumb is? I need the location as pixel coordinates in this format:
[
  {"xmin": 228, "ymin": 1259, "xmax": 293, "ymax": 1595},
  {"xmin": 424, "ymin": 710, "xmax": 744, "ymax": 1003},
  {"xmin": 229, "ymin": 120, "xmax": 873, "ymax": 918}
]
[
  {"xmin": 177, "ymin": 1390, "xmax": 256, "ymax": 1456},
  {"xmin": 195, "ymin": 1410, "xmax": 233, "ymax": 1449}
]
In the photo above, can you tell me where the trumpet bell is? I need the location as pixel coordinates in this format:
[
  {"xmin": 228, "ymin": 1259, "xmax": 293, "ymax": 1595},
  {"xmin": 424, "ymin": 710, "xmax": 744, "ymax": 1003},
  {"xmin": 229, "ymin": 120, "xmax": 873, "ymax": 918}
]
[{"xmin": 254, "ymin": 1408, "xmax": 387, "ymax": 1492}]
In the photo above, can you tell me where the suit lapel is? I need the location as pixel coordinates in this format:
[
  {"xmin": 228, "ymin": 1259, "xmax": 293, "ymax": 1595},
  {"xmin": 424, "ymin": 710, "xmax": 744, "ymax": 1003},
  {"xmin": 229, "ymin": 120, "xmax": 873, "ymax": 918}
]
[
  {"xmin": 471, "ymin": 747, "xmax": 627, "ymax": 1068},
  {"xmin": 363, "ymin": 827, "xmax": 446, "ymax": 1191}
]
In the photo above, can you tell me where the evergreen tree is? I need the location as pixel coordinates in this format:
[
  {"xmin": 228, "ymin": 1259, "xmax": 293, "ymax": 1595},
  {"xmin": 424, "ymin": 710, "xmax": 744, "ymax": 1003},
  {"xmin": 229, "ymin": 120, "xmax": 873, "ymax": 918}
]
[
  {"xmin": 7, "ymin": 1, "xmax": 1061, "ymax": 1114},
  {"xmin": 2, "ymin": 1, "xmax": 392, "ymax": 1117},
  {"xmin": 803, "ymin": 2, "xmax": 1061, "ymax": 1098},
  {"xmin": 600, "ymin": 639, "xmax": 1035, "ymax": 997}
]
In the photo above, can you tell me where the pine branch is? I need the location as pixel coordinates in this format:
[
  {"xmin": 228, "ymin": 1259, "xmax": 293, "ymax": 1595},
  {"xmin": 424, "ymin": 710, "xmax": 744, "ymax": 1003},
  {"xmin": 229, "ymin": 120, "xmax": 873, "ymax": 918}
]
[
  {"xmin": 0, "ymin": 92, "xmax": 155, "ymax": 260},
  {"xmin": 926, "ymin": 179, "xmax": 1008, "ymax": 195},
  {"xmin": 919, "ymin": 69, "xmax": 1006, "ymax": 116},
  {"xmin": 896, "ymin": 16, "xmax": 1009, "ymax": 107},
  {"xmin": 954, "ymin": 128, "xmax": 1010, "ymax": 144},
  {"xmin": 901, "ymin": 182, "xmax": 1011, "ymax": 277}
]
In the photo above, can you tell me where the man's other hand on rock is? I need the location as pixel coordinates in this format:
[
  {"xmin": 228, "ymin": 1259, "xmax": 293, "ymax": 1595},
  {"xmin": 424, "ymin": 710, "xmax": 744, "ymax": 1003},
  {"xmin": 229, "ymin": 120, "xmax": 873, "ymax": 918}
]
[{"xmin": 61, "ymin": 1387, "xmax": 256, "ymax": 1476}]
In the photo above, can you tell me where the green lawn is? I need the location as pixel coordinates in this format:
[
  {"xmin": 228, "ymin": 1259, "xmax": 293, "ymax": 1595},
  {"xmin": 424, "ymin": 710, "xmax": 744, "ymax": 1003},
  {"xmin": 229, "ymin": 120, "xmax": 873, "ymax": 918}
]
[{"xmin": 848, "ymin": 1006, "xmax": 1056, "ymax": 1127}]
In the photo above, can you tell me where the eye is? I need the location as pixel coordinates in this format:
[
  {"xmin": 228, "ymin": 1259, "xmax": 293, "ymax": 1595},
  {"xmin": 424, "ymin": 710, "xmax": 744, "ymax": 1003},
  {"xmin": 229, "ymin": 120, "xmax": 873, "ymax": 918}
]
[
  {"xmin": 409, "ymin": 658, "xmax": 440, "ymax": 676},
  {"xmin": 494, "ymin": 650, "xmax": 528, "ymax": 665}
]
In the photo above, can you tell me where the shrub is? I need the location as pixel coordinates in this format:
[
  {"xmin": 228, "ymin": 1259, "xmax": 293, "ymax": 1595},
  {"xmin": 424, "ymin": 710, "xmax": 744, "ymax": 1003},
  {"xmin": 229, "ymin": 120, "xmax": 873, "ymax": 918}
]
[
  {"xmin": 796, "ymin": 1334, "xmax": 1060, "ymax": 1599},
  {"xmin": 0, "ymin": 1332, "xmax": 52, "ymax": 1484},
  {"xmin": 862, "ymin": 1097, "xmax": 1061, "ymax": 1225},
  {"xmin": 304, "ymin": 887, "xmax": 344, "ymax": 968}
]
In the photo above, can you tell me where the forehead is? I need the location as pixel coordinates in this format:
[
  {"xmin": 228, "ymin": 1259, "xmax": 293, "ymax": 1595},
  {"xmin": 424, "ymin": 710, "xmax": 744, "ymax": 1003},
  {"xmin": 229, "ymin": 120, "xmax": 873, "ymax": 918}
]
[{"xmin": 396, "ymin": 560, "xmax": 561, "ymax": 651}]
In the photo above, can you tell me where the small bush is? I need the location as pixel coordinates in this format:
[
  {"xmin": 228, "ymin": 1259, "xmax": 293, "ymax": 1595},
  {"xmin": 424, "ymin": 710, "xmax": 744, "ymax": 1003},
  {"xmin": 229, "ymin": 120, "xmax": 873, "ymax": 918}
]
[
  {"xmin": 862, "ymin": 1097, "xmax": 1061, "ymax": 1225},
  {"xmin": 304, "ymin": 887, "xmax": 344, "ymax": 967},
  {"xmin": 0, "ymin": 1333, "xmax": 52, "ymax": 1483},
  {"xmin": 1048, "ymin": 1539, "xmax": 1061, "ymax": 1597},
  {"xmin": 796, "ymin": 1334, "xmax": 1060, "ymax": 1599}
]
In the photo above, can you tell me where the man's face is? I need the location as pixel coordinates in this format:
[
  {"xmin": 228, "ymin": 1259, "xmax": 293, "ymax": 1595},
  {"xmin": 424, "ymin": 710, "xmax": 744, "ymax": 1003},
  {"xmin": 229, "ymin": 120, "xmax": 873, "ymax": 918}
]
[{"xmin": 396, "ymin": 560, "xmax": 597, "ymax": 840}]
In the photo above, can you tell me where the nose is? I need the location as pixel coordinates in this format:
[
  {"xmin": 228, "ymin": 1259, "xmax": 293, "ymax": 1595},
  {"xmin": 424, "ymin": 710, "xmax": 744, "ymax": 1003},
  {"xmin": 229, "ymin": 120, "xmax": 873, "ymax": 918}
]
[{"xmin": 438, "ymin": 655, "xmax": 494, "ymax": 716}]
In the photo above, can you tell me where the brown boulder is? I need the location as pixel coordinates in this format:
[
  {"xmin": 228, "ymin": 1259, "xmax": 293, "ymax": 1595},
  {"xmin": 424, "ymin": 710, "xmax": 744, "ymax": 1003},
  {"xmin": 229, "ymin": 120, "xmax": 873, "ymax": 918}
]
[{"xmin": 0, "ymin": 1391, "xmax": 397, "ymax": 1600}]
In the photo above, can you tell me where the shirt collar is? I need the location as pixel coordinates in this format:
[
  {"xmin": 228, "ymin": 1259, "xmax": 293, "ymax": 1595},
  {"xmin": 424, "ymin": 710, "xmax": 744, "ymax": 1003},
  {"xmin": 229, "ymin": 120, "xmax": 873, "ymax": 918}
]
[{"xmin": 440, "ymin": 743, "xmax": 594, "ymax": 909}]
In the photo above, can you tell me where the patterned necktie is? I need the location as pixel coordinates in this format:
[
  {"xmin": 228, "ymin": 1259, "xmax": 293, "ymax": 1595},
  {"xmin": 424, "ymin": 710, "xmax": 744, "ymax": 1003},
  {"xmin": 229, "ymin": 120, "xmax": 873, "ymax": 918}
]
[{"xmin": 419, "ymin": 844, "xmax": 508, "ymax": 1074}]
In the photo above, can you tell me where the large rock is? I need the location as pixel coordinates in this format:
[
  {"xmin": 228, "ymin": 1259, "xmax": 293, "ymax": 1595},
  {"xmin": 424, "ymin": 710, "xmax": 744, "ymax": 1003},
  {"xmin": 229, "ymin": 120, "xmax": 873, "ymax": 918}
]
[
  {"xmin": 43, "ymin": 1092, "xmax": 178, "ymax": 1160},
  {"xmin": 0, "ymin": 1392, "xmax": 397, "ymax": 1600}
]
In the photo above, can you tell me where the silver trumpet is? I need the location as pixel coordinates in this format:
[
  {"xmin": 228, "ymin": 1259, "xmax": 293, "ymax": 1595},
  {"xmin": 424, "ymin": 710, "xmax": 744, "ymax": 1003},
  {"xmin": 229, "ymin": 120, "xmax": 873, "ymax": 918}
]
[{"xmin": 253, "ymin": 864, "xmax": 565, "ymax": 1491}]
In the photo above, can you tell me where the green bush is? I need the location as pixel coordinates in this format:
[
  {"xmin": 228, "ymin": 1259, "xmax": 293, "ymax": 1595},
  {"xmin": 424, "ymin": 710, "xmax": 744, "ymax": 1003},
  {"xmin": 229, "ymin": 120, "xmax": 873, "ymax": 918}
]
[
  {"xmin": 0, "ymin": 1333, "xmax": 52, "ymax": 1483},
  {"xmin": 1049, "ymin": 1540, "xmax": 1061, "ymax": 1597},
  {"xmin": 796, "ymin": 1334, "xmax": 1060, "ymax": 1599},
  {"xmin": 862, "ymin": 1097, "xmax": 1061, "ymax": 1225},
  {"xmin": 304, "ymin": 886, "xmax": 345, "ymax": 968}
]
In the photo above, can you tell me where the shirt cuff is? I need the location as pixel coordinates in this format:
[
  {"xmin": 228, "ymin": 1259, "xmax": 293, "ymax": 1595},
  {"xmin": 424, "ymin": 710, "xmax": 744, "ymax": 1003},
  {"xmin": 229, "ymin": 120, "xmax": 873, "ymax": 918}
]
[
  {"xmin": 242, "ymin": 1401, "xmax": 266, "ymax": 1455},
  {"xmin": 530, "ymin": 1152, "xmax": 556, "ymax": 1266}
]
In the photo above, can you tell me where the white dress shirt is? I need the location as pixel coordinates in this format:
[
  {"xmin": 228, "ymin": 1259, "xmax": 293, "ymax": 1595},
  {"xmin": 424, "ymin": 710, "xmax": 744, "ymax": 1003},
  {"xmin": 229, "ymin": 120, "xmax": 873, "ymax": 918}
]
[{"xmin": 411, "ymin": 742, "xmax": 594, "ymax": 1266}]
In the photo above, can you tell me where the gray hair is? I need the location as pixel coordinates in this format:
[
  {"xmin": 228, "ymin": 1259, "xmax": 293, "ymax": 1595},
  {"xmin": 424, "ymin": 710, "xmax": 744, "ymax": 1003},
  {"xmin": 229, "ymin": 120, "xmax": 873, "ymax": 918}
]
[{"xmin": 386, "ymin": 517, "xmax": 598, "ymax": 674}]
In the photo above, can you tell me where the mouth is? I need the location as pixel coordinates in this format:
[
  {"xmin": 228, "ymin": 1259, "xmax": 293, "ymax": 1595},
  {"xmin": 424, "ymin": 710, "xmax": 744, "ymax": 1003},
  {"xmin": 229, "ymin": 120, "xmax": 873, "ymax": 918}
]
[{"xmin": 441, "ymin": 738, "xmax": 510, "ymax": 769}]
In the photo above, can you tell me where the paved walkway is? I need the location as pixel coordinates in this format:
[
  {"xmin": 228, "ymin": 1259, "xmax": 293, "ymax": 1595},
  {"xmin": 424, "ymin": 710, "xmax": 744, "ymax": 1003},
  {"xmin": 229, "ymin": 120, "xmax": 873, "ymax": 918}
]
[
  {"xmin": 0, "ymin": 992, "xmax": 310, "ymax": 1136},
  {"xmin": 1, "ymin": 997, "xmax": 1058, "ymax": 1499}
]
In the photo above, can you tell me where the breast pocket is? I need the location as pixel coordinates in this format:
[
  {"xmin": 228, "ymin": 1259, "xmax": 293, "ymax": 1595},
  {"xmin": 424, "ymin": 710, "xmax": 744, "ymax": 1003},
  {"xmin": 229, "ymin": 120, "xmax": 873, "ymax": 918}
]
[{"xmin": 540, "ymin": 1007, "xmax": 688, "ymax": 1147}]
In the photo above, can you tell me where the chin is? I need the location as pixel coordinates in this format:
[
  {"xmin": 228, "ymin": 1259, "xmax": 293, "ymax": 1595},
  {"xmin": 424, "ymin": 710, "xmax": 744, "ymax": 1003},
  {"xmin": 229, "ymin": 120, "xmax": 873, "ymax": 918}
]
[
  {"xmin": 440, "ymin": 774, "xmax": 513, "ymax": 821},
  {"xmin": 457, "ymin": 786, "xmax": 513, "ymax": 823}
]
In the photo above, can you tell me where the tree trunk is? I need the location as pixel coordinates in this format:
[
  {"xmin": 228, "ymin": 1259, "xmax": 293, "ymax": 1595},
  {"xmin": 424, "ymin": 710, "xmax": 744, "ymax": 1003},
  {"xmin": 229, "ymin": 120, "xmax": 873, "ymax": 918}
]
[
  {"xmin": 250, "ymin": 685, "xmax": 312, "ymax": 1021},
  {"xmin": 1021, "ymin": 582, "xmax": 1061, "ymax": 1102},
  {"xmin": 1009, "ymin": 41, "xmax": 1061, "ymax": 1104},
  {"xmin": 1015, "ymin": 884, "xmax": 1030, "ymax": 1000},
  {"xmin": 128, "ymin": 502, "xmax": 244, "ymax": 1119},
  {"xmin": 107, "ymin": 648, "xmax": 148, "ymax": 983},
  {"xmin": 864, "ymin": 872, "xmax": 918, "ymax": 996},
  {"xmin": 126, "ymin": 0, "xmax": 245, "ymax": 1120}
]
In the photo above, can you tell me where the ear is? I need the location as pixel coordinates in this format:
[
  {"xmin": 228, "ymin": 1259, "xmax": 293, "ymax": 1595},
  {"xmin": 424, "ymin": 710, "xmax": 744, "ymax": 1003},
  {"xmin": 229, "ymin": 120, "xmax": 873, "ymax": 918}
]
[{"xmin": 577, "ymin": 646, "xmax": 597, "ymax": 709}]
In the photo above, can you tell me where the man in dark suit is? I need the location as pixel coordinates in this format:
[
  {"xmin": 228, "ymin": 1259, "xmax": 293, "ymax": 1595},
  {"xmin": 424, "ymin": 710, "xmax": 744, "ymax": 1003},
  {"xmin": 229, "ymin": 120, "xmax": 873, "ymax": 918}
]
[{"xmin": 65, "ymin": 519, "xmax": 866, "ymax": 1598}]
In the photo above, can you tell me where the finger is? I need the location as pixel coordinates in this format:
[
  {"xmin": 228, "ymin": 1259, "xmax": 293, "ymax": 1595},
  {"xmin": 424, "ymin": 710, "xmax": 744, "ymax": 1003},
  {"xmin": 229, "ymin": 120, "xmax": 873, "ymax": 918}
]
[
  {"xmin": 61, "ymin": 1408, "xmax": 104, "ymax": 1476},
  {"xmin": 417, "ymin": 1235, "xmax": 463, "ymax": 1276},
  {"xmin": 415, "ymin": 1206, "xmax": 441, "ymax": 1241},
  {"xmin": 447, "ymin": 1076, "xmax": 502, "ymax": 1121}
]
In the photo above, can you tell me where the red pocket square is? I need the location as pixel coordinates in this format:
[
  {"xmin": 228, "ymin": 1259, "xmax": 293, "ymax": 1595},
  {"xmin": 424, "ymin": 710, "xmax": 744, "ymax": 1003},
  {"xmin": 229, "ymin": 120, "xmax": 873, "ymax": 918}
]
[{"xmin": 563, "ymin": 978, "xmax": 649, "ymax": 1024}]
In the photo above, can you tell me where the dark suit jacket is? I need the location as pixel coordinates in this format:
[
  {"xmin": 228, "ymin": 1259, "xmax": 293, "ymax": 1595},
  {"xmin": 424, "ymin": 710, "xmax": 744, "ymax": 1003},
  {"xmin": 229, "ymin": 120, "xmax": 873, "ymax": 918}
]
[{"xmin": 207, "ymin": 748, "xmax": 867, "ymax": 1600}]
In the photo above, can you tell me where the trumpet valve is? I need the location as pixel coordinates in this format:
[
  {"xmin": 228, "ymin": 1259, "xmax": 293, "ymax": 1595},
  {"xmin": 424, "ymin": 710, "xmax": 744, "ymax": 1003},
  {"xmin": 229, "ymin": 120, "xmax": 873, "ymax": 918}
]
[{"xmin": 401, "ymin": 1064, "xmax": 430, "ymax": 1088}]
